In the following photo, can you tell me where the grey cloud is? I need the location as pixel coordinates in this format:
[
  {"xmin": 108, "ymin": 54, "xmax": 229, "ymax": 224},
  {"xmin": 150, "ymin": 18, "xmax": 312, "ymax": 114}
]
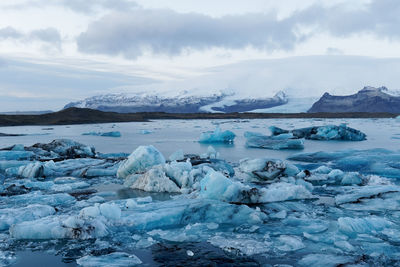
[
  {"xmin": 294, "ymin": 0, "xmax": 400, "ymax": 38},
  {"xmin": 3, "ymin": 0, "xmax": 137, "ymax": 14},
  {"xmin": 77, "ymin": 9, "xmax": 300, "ymax": 58},
  {"xmin": 0, "ymin": 27, "xmax": 62, "ymax": 47},
  {"xmin": 30, "ymin": 28, "xmax": 62, "ymax": 46},
  {"xmin": 60, "ymin": 0, "xmax": 137, "ymax": 13},
  {"xmin": 0, "ymin": 26, "xmax": 23, "ymax": 40},
  {"xmin": 76, "ymin": 0, "xmax": 400, "ymax": 59}
]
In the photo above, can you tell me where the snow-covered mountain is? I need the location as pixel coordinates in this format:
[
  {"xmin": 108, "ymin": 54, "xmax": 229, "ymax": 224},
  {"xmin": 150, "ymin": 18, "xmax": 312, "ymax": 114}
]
[
  {"xmin": 308, "ymin": 86, "xmax": 400, "ymax": 113},
  {"xmin": 64, "ymin": 90, "xmax": 288, "ymax": 113}
]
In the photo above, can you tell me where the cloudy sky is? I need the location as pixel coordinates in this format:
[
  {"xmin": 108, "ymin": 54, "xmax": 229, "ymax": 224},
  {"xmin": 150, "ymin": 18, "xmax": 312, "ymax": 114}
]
[{"xmin": 1, "ymin": 0, "xmax": 400, "ymax": 111}]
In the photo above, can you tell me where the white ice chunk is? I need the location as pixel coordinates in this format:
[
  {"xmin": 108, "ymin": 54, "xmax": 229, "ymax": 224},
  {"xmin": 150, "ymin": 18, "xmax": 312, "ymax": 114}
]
[
  {"xmin": 10, "ymin": 215, "xmax": 108, "ymax": 240},
  {"xmin": 0, "ymin": 204, "xmax": 55, "ymax": 230},
  {"xmin": 117, "ymin": 145, "xmax": 165, "ymax": 179},
  {"xmin": 338, "ymin": 216, "xmax": 393, "ymax": 237},
  {"xmin": 259, "ymin": 182, "xmax": 313, "ymax": 203},
  {"xmin": 128, "ymin": 166, "xmax": 180, "ymax": 193},
  {"xmin": 277, "ymin": 235, "xmax": 305, "ymax": 251},
  {"xmin": 299, "ymin": 254, "xmax": 355, "ymax": 267},
  {"xmin": 200, "ymin": 170, "xmax": 241, "ymax": 202},
  {"xmin": 99, "ymin": 203, "xmax": 121, "ymax": 220},
  {"xmin": 77, "ymin": 252, "xmax": 142, "ymax": 267},
  {"xmin": 168, "ymin": 149, "xmax": 184, "ymax": 161}
]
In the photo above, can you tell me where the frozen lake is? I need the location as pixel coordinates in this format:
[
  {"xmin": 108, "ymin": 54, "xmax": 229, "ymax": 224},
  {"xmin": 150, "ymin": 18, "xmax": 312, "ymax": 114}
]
[{"xmin": 1, "ymin": 118, "xmax": 400, "ymax": 266}]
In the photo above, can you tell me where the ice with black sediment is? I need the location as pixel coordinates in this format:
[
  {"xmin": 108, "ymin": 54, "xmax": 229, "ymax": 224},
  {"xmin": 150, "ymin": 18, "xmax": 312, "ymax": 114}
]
[{"xmin": 0, "ymin": 138, "xmax": 400, "ymax": 266}]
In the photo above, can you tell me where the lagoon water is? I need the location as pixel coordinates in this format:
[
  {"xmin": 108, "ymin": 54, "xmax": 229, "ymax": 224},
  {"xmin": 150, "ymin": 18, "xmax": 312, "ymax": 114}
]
[
  {"xmin": 0, "ymin": 118, "xmax": 398, "ymax": 162},
  {"xmin": 1, "ymin": 118, "xmax": 400, "ymax": 266}
]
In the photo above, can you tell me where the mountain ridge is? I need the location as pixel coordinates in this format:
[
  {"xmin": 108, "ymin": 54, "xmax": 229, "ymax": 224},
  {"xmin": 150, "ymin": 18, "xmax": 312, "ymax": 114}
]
[{"xmin": 308, "ymin": 86, "xmax": 400, "ymax": 113}]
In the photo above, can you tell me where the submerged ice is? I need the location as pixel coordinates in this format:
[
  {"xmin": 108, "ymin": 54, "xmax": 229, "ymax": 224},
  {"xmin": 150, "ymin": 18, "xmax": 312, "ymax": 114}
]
[{"xmin": 0, "ymin": 136, "xmax": 400, "ymax": 266}]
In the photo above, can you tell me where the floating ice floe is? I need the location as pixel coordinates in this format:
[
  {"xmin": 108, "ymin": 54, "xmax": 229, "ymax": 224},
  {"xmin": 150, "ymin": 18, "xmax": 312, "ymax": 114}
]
[
  {"xmin": 238, "ymin": 158, "xmax": 299, "ymax": 182},
  {"xmin": 245, "ymin": 131, "xmax": 304, "ymax": 150},
  {"xmin": 289, "ymin": 148, "xmax": 400, "ymax": 178},
  {"xmin": 270, "ymin": 124, "xmax": 366, "ymax": 141},
  {"xmin": 139, "ymin": 129, "xmax": 152, "ymax": 134},
  {"xmin": 77, "ymin": 252, "xmax": 142, "ymax": 267},
  {"xmin": 199, "ymin": 170, "xmax": 313, "ymax": 203},
  {"xmin": 1, "ymin": 138, "xmax": 400, "ymax": 265},
  {"xmin": 169, "ymin": 149, "xmax": 184, "ymax": 161},
  {"xmin": 117, "ymin": 145, "xmax": 165, "ymax": 179},
  {"xmin": 82, "ymin": 131, "xmax": 121, "ymax": 137},
  {"xmin": 199, "ymin": 126, "xmax": 235, "ymax": 143},
  {"xmin": 0, "ymin": 204, "xmax": 55, "ymax": 230}
]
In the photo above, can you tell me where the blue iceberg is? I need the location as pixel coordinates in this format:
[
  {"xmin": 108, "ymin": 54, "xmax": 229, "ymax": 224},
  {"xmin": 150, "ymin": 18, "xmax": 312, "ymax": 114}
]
[
  {"xmin": 199, "ymin": 126, "xmax": 235, "ymax": 143},
  {"xmin": 244, "ymin": 131, "xmax": 304, "ymax": 150},
  {"xmin": 288, "ymin": 148, "xmax": 400, "ymax": 178},
  {"xmin": 82, "ymin": 131, "xmax": 121, "ymax": 137},
  {"xmin": 270, "ymin": 124, "xmax": 366, "ymax": 141}
]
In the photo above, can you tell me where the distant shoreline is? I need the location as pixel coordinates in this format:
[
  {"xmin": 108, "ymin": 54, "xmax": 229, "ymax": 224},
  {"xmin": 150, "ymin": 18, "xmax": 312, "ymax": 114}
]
[{"xmin": 0, "ymin": 107, "xmax": 397, "ymax": 126}]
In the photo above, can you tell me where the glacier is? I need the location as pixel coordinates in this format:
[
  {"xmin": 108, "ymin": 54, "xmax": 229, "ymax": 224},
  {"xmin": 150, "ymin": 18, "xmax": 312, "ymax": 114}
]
[{"xmin": 0, "ymin": 136, "xmax": 400, "ymax": 266}]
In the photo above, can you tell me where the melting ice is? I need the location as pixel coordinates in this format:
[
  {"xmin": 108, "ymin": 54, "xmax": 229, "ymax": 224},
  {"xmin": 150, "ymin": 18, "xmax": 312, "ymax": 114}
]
[{"xmin": 0, "ymin": 120, "xmax": 399, "ymax": 266}]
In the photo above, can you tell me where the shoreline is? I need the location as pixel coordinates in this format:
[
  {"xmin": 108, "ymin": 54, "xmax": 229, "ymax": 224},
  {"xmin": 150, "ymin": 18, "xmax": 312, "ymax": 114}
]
[{"xmin": 0, "ymin": 107, "xmax": 397, "ymax": 126}]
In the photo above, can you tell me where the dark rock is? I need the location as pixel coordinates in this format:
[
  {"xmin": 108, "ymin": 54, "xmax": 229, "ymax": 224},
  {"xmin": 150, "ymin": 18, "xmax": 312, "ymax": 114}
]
[{"xmin": 308, "ymin": 86, "xmax": 400, "ymax": 113}]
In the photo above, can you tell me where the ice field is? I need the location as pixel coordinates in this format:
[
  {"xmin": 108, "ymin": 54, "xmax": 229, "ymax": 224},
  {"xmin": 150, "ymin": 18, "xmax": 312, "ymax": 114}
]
[{"xmin": 0, "ymin": 118, "xmax": 400, "ymax": 266}]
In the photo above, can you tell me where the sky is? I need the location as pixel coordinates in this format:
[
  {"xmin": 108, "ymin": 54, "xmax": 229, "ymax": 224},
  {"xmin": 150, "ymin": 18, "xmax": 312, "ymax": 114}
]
[{"xmin": 1, "ymin": 0, "xmax": 400, "ymax": 111}]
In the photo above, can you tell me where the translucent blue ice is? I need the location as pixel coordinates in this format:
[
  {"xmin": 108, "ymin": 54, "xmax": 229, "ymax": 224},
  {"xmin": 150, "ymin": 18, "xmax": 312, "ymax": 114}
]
[
  {"xmin": 117, "ymin": 145, "xmax": 166, "ymax": 179},
  {"xmin": 270, "ymin": 124, "xmax": 366, "ymax": 141},
  {"xmin": 289, "ymin": 148, "xmax": 400, "ymax": 178},
  {"xmin": 199, "ymin": 126, "xmax": 235, "ymax": 143},
  {"xmin": 77, "ymin": 252, "xmax": 142, "ymax": 267},
  {"xmin": 244, "ymin": 131, "xmax": 304, "ymax": 150},
  {"xmin": 82, "ymin": 131, "xmax": 121, "ymax": 137}
]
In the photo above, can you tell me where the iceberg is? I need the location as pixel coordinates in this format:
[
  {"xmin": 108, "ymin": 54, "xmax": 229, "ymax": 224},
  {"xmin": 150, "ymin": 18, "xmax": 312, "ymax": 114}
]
[
  {"xmin": 208, "ymin": 235, "xmax": 271, "ymax": 256},
  {"xmin": 335, "ymin": 185, "xmax": 400, "ymax": 205},
  {"xmin": 77, "ymin": 252, "xmax": 142, "ymax": 267},
  {"xmin": 3, "ymin": 191, "xmax": 76, "ymax": 207},
  {"xmin": 244, "ymin": 131, "xmax": 304, "ymax": 150},
  {"xmin": 30, "ymin": 139, "xmax": 96, "ymax": 159},
  {"xmin": 298, "ymin": 254, "xmax": 356, "ymax": 267},
  {"xmin": 238, "ymin": 158, "xmax": 299, "ymax": 182},
  {"xmin": 10, "ymin": 215, "xmax": 108, "ymax": 240},
  {"xmin": 199, "ymin": 170, "xmax": 242, "ymax": 202},
  {"xmin": 0, "ymin": 150, "xmax": 34, "ymax": 161},
  {"xmin": 338, "ymin": 216, "xmax": 393, "ymax": 237},
  {"xmin": 270, "ymin": 124, "xmax": 366, "ymax": 141},
  {"xmin": 0, "ymin": 137, "xmax": 399, "ymax": 265},
  {"xmin": 199, "ymin": 170, "xmax": 313, "ymax": 203},
  {"xmin": 125, "ymin": 166, "xmax": 180, "ymax": 193},
  {"xmin": 164, "ymin": 161, "xmax": 193, "ymax": 188},
  {"xmin": 289, "ymin": 148, "xmax": 400, "ymax": 178},
  {"xmin": 121, "ymin": 198, "xmax": 266, "ymax": 230},
  {"xmin": 277, "ymin": 235, "xmax": 305, "ymax": 251},
  {"xmin": 0, "ymin": 204, "xmax": 55, "ymax": 230},
  {"xmin": 139, "ymin": 129, "xmax": 152, "ymax": 134},
  {"xmin": 199, "ymin": 126, "xmax": 235, "ymax": 143},
  {"xmin": 117, "ymin": 145, "xmax": 165, "ymax": 179},
  {"xmin": 82, "ymin": 131, "xmax": 121, "ymax": 137},
  {"xmin": 168, "ymin": 149, "xmax": 184, "ymax": 161}
]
